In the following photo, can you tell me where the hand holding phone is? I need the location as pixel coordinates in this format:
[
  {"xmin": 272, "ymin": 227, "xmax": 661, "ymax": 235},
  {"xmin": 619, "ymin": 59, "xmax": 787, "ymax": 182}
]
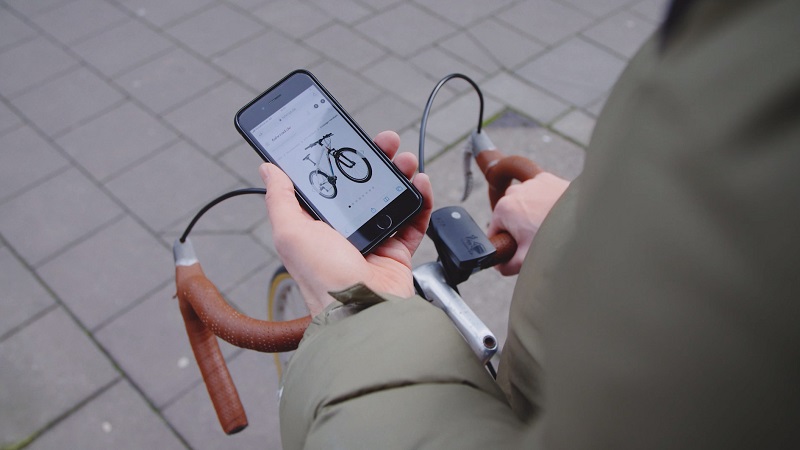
[
  {"xmin": 259, "ymin": 131, "xmax": 433, "ymax": 316},
  {"xmin": 236, "ymin": 70, "xmax": 424, "ymax": 254}
]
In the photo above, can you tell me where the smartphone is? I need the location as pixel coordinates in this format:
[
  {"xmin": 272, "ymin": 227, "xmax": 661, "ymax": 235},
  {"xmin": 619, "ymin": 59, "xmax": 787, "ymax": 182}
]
[{"xmin": 235, "ymin": 70, "xmax": 423, "ymax": 254}]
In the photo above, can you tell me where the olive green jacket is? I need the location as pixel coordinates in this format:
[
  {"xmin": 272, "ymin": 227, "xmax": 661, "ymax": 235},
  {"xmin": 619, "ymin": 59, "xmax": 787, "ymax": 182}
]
[{"xmin": 280, "ymin": 1, "xmax": 800, "ymax": 448}]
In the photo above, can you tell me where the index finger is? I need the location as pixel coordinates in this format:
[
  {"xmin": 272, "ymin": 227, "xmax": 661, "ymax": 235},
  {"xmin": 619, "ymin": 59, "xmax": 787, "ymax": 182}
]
[
  {"xmin": 259, "ymin": 163, "xmax": 313, "ymax": 226},
  {"xmin": 373, "ymin": 130, "xmax": 401, "ymax": 160}
]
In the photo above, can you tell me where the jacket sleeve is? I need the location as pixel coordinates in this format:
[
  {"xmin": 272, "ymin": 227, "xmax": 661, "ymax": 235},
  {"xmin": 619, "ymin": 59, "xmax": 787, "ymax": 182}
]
[
  {"xmin": 278, "ymin": 291, "xmax": 530, "ymax": 450},
  {"xmin": 279, "ymin": 2, "xmax": 800, "ymax": 448}
]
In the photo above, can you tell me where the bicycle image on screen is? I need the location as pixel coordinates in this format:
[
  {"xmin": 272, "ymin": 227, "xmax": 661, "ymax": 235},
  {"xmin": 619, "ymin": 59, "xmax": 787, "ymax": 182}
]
[{"xmin": 303, "ymin": 132, "xmax": 372, "ymax": 199}]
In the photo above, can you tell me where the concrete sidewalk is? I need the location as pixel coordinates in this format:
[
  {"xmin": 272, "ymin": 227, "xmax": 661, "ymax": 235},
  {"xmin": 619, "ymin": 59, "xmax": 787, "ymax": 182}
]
[{"xmin": 0, "ymin": 0, "xmax": 665, "ymax": 448}]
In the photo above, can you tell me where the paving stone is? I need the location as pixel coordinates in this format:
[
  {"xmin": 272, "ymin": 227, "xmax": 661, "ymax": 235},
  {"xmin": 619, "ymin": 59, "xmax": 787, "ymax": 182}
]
[
  {"xmin": 423, "ymin": 92, "xmax": 503, "ymax": 153},
  {"xmin": 37, "ymin": 216, "xmax": 171, "ymax": 330},
  {"xmin": 355, "ymin": 3, "xmax": 455, "ymax": 57},
  {"xmin": 105, "ymin": 140, "xmax": 239, "ymax": 231},
  {"xmin": 183, "ymin": 233, "xmax": 276, "ymax": 294},
  {"xmin": 11, "ymin": 66, "xmax": 124, "ymax": 138},
  {"xmin": 553, "ymin": 108, "xmax": 596, "ymax": 146},
  {"xmin": 226, "ymin": 0, "xmax": 272, "ymax": 10},
  {"xmin": 164, "ymin": 81, "xmax": 255, "ymax": 156},
  {"xmin": 28, "ymin": 380, "xmax": 185, "ymax": 450},
  {"xmin": 482, "ymin": 72, "xmax": 569, "ymax": 125},
  {"xmin": 631, "ymin": 0, "xmax": 670, "ymax": 23},
  {"xmin": 115, "ymin": 48, "xmax": 226, "ymax": 114},
  {"xmin": 253, "ymin": 0, "xmax": 333, "ymax": 39},
  {"xmin": 166, "ymin": 4, "xmax": 264, "ymax": 58},
  {"xmin": 219, "ymin": 142, "xmax": 269, "ymax": 188},
  {"xmin": 400, "ymin": 126, "xmax": 447, "ymax": 165},
  {"xmin": 0, "ymin": 100, "xmax": 23, "ymax": 135},
  {"xmin": 582, "ymin": 9, "xmax": 658, "ymax": 58},
  {"xmin": 30, "ymin": 0, "xmax": 128, "ymax": 45},
  {"xmin": 586, "ymin": 94, "xmax": 609, "ymax": 117},
  {"xmin": 0, "ymin": 247, "xmax": 55, "ymax": 339},
  {"xmin": 0, "ymin": 125, "xmax": 70, "ymax": 204},
  {"xmin": 72, "ymin": 19, "xmax": 174, "ymax": 78},
  {"xmin": 163, "ymin": 182, "xmax": 266, "ymax": 236},
  {"xmin": 305, "ymin": 23, "xmax": 385, "ymax": 72},
  {"xmin": 517, "ymin": 37, "xmax": 626, "ymax": 107},
  {"xmin": 413, "ymin": 0, "xmax": 516, "ymax": 27},
  {"xmin": 0, "ymin": 5, "xmax": 38, "ymax": 51},
  {"xmin": 351, "ymin": 93, "xmax": 420, "ymax": 139},
  {"xmin": 307, "ymin": 0, "xmax": 371, "ymax": 24},
  {"xmin": 116, "ymin": 0, "xmax": 216, "ymax": 28},
  {"xmin": 409, "ymin": 47, "xmax": 488, "ymax": 88},
  {"xmin": 560, "ymin": 0, "xmax": 635, "ymax": 17},
  {"xmin": 0, "ymin": 168, "xmax": 123, "ymax": 266},
  {"xmin": 0, "ymin": 36, "xmax": 78, "ymax": 97},
  {"xmin": 489, "ymin": 121, "xmax": 586, "ymax": 180},
  {"xmin": 467, "ymin": 18, "xmax": 546, "ymax": 70},
  {"xmin": 3, "ymin": 0, "xmax": 75, "ymax": 18},
  {"xmin": 225, "ymin": 261, "xmax": 282, "ymax": 318},
  {"xmin": 250, "ymin": 219, "xmax": 278, "ymax": 256},
  {"xmin": 56, "ymin": 101, "xmax": 178, "ymax": 182},
  {"xmin": 438, "ymin": 31, "xmax": 501, "ymax": 76},
  {"xmin": 95, "ymin": 284, "xmax": 239, "ymax": 409},
  {"xmin": 497, "ymin": 0, "xmax": 593, "ymax": 45},
  {"xmin": 0, "ymin": 307, "xmax": 118, "ymax": 446},
  {"xmin": 212, "ymin": 31, "xmax": 321, "ymax": 92},
  {"xmin": 306, "ymin": 60, "xmax": 383, "ymax": 113},
  {"xmin": 163, "ymin": 349, "xmax": 282, "ymax": 450},
  {"xmin": 361, "ymin": 56, "xmax": 448, "ymax": 111},
  {"xmin": 357, "ymin": 0, "xmax": 403, "ymax": 9}
]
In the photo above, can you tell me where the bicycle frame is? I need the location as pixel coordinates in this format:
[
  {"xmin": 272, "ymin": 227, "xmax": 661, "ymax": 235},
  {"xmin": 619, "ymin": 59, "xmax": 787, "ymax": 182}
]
[{"xmin": 304, "ymin": 135, "xmax": 336, "ymax": 177}]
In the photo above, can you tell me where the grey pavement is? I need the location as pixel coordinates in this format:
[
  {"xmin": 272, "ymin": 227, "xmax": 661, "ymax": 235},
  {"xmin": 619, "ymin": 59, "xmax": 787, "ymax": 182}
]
[{"xmin": 0, "ymin": 0, "xmax": 667, "ymax": 448}]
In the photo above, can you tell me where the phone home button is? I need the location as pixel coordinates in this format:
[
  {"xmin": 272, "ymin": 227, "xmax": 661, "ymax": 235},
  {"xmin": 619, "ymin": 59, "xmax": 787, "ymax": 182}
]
[{"xmin": 376, "ymin": 214, "xmax": 392, "ymax": 230}]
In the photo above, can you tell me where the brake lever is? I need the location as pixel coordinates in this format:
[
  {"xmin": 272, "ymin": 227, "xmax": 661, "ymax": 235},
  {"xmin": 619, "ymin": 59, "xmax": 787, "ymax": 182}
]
[
  {"xmin": 461, "ymin": 130, "xmax": 497, "ymax": 202},
  {"xmin": 461, "ymin": 143, "xmax": 474, "ymax": 202}
]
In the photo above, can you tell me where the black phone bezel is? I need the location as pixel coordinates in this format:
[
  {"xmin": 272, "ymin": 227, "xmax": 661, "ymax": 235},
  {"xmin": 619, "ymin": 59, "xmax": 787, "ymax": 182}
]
[{"xmin": 234, "ymin": 70, "xmax": 423, "ymax": 254}]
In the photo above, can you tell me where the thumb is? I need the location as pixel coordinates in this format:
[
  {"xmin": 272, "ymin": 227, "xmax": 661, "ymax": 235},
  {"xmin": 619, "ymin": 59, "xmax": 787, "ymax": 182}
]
[{"xmin": 259, "ymin": 163, "xmax": 308, "ymax": 226}]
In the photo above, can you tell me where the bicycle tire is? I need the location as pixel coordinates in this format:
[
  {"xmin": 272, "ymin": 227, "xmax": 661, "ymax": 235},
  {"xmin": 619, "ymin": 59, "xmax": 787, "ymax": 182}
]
[
  {"xmin": 267, "ymin": 266, "xmax": 308, "ymax": 379},
  {"xmin": 335, "ymin": 148, "xmax": 372, "ymax": 183},
  {"xmin": 309, "ymin": 169, "xmax": 337, "ymax": 199}
]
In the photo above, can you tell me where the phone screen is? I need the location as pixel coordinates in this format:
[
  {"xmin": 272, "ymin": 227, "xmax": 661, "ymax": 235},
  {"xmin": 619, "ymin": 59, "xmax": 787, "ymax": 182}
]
[{"xmin": 236, "ymin": 71, "xmax": 422, "ymax": 253}]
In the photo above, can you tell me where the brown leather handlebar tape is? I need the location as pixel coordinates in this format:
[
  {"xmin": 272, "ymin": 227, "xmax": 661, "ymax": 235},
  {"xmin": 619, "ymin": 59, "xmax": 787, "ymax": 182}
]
[
  {"xmin": 487, "ymin": 232, "xmax": 517, "ymax": 267},
  {"xmin": 176, "ymin": 263, "xmax": 311, "ymax": 353},
  {"xmin": 175, "ymin": 262, "xmax": 312, "ymax": 434},
  {"xmin": 475, "ymin": 147, "xmax": 540, "ymax": 268},
  {"xmin": 475, "ymin": 150, "xmax": 542, "ymax": 209},
  {"xmin": 178, "ymin": 291, "xmax": 248, "ymax": 435}
]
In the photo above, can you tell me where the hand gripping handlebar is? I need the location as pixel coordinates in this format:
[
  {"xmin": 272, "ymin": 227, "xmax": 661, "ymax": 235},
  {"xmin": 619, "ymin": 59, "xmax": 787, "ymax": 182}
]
[
  {"xmin": 172, "ymin": 129, "xmax": 540, "ymax": 434},
  {"xmin": 469, "ymin": 130, "xmax": 542, "ymax": 209},
  {"xmin": 468, "ymin": 130, "xmax": 542, "ymax": 266}
]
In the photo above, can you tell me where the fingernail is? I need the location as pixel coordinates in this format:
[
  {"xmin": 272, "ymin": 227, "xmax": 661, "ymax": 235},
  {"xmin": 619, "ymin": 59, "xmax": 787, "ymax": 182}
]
[{"xmin": 259, "ymin": 163, "xmax": 270, "ymax": 182}]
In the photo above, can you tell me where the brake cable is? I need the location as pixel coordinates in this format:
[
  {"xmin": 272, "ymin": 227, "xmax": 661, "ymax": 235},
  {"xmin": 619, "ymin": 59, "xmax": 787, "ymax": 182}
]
[
  {"xmin": 179, "ymin": 187, "xmax": 266, "ymax": 243},
  {"xmin": 418, "ymin": 73, "xmax": 484, "ymax": 174}
]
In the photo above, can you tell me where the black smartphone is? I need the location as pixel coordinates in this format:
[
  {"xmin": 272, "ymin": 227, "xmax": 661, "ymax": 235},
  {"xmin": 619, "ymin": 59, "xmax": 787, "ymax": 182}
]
[{"xmin": 235, "ymin": 70, "xmax": 423, "ymax": 254}]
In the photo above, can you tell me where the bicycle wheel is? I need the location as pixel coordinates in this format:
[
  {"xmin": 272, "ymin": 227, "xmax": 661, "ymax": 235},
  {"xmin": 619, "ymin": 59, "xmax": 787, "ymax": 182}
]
[
  {"xmin": 267, "ymin": 266, "xmax": 309, "ymax": 379},
  {"xmin": 309, "ymin": 170, "xmax": 337, "ymax": 199},
  {"xmin": 335, "ymin": 148, "xmax": 372, "ymax": 183}
]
